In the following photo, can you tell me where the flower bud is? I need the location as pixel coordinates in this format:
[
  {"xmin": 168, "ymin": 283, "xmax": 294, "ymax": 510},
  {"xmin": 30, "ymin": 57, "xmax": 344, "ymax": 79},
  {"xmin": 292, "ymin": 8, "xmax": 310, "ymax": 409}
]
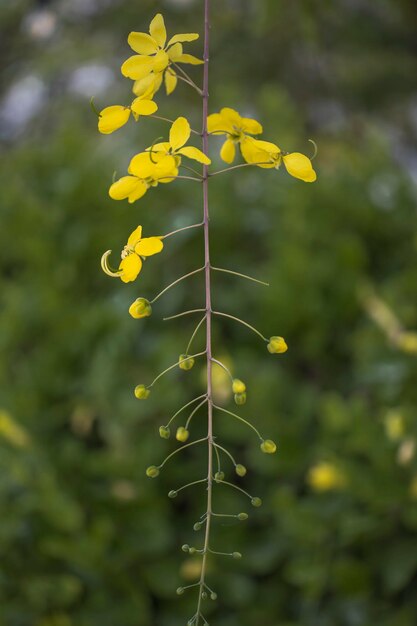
[
  {"xmin": 193, "ymin": 522, "xmax": 202, "ymax": 531},
  {"xmin": 176, "ymin": 426, "xmax": 190, "ymax": 442},
  {"xmin": 159, "ymin": 425, "xmax": 170, "ymax": 439},
  {"xmin": 201, "ymin": 591, "xmax": 207, "ymax": 599},
  {"xmin": 260, "ymin": 439, "xmax": 277, "ymax": 454},
  {"xmin": 237, "ymin": 512, "xmax": 248, "ymax": 521},
  {"xmin": 251, "ymin": 497, "xmax": 262, "ymax": 507},
  {"xmin": 232, "ymin": 379, "xmax": 246, "ymax": 394},
  {"xmin": 188, "ymin": 547, "xmax": 196, "ymax": 554},
  {"xmin": 134, "ymin": 384, "xmax": 150, "ymax": 400},
  {"xmin": 210, "ymin": 592, "xmax": 217, "ymax": 601},
  {"xmin": 129, "ymin": 297, "xmax": 152, "ymax": 319},
  {"xmin": 234, "ymin": 392, "xmax": 246, "ymax": 405},
  {"xmin": 235, "ymin": 464, "xmax": 247, "ymax": 477},
  {"xmin": 168, "ymin": 490, "xmax": 177, "ymax": 498},
  {"xmin": 176, "ymin": 587, "xmax": 184, "ymax": 595},
  {"xmin": 146, "ymin": 465, "xmax": 159, "ymax": 478},
  {"xmin": 232, "ymin": 551, "xmax": 242, "ymax": 559},
  {"xmin": 267, "ymin": 336, "xmax": 288, "ymax": 354},
  {"xmin": 179, "ymin": 354, "xmax": 195, "ymax": 371},
  {"xmin": 214, "ymin": 471, "xmax": 225, "ymax": 482},
  {"xmin": 181, "ymin": 544, "xmax": 190, "ymax": 552}
]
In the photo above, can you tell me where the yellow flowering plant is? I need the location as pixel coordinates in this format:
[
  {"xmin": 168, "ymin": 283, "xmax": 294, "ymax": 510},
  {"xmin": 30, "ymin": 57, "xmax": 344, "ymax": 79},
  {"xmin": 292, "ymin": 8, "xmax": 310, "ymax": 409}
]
[{"xmin": 97, "ymin": 6, "xmax": 317, "ymax": 625}]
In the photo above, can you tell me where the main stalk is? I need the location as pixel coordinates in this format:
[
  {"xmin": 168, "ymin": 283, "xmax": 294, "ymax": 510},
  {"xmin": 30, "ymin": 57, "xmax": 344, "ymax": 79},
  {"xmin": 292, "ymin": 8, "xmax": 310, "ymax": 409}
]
[{"xmin": 196, "ymin": 0, "xmax": 212, "ymax": 622}]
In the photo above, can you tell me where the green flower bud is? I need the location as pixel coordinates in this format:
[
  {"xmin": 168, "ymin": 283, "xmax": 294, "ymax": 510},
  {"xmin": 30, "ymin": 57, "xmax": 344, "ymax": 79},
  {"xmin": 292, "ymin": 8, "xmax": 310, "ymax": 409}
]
[
  {"xmin": 251, "ymin": 497, "xmax": 262, "ymax": 507},
  {"xmin": 168, "ymin": 490, "xmax": 177, "ymax": 498},
  {"xmin": 232, "ymin": 551, "xmax": 242, "ymax": 559},
  {"xmin": 232, "ymin": 378, "xmax": 246, "ymax": 394},
  {"xmin": 235, "ymin": 464, "xmax": 247, "ymax": 477},
  {"xmin": 201, "ymin": 591, "xmax": 207, "ymax": 600},
  {"xmin": 176, "ymin": 587, "xmax": 184, "ymax": 595},
  {"xmin": 234, "ymin": 392, "xmax": 246, "ymax": 405},
  {"xmin": 134, "ymin": 384, "xmax": 150, "ymax": 400},
  {"xmin": 260, "ymin": 439, "xmax": 277, "ymax": 454},
  {"xmin": 193, "ymin": 522, "xmax": 202, "ymax": 531},
  {"xmin": 181, "ymin": 544, "xmax": 190, "ymax": 552},
  {"xmin": 176, "ymin": 426, "xmax": 190, "ymax": 442},
  {"xmin": 145, "ymin": 465, "xmax": 159, "ymax": 478},
  {"xmin": 267, "ymin": 336, "xmax": 288, "ymax": 354},
  {"xmin": 210, "ymin": 592, "xmax": 217, "ymax": 601},
  {"xmin": 159, "ymin": 425, "xmax": 170, "ymax": 439},
  {"xmin": 129, "ymin": 297, "xmax": 152, "ymax": 319},
  {"xmin": 214, "ymin": 471, "xmax": 225, "ymax": 482},
  {"xmin": 188, "ymin": 547, "xmax": 196, "ymax": 554},
  {"xmin": 179, "ymin": 354, "xmax": 195, "ymax": 371},
  {"xmin": 237, "ymin": 512, "xmax": 248, "ymax": 521}
]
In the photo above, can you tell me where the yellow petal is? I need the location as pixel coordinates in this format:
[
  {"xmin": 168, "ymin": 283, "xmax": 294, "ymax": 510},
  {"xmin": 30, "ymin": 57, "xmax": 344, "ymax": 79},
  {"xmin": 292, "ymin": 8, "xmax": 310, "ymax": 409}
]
[
  {"xmin": 149, "ymin": 13, "xmax": 167, "ymax": 48},
  {"xmin": 168, "ymin": 33, "xmax": 199, "ymax": 46},
  {"xmin": 241, "ymin": 116, "xmax": 263, "ymax": 135},
  {"xmin": 178, "ymin": 146, "xmax": 211, "ymax": 164},
  {"xmin": 130, "ymin": 98, "xmax": 158, "ymax": 116},
  {"xmin": 170, "ymin": 117, "xmax": 191, "ymax": 151},
  {"xmin": 220, "ymin": 139, "xmax": 236, "ymax": 164},
  {"xmin": 109, "ymin": 176, "xmax": 140, "ymax": 200},
  {"xmin": 283, "ymin": 153, "xmax": 317, "ymax": 182},
  {"xmin": 155, "ymin": 155, "xmax": 179, "ymax": 181},
  {"xmin": 153, "ymin": 50, "xmax": 170, "ymax": 73},
  {"xmin": 128, "ymin": 152, "xmax": 154, "ymax": 177},
  {"xmin": 207, "ymin": 113, "xmax": 232, "ymax": 135},
  {"xmin": 240, "ymin": 137, "xmax": 277, "ymax": 168},
  {"xmin": 119, "ymin": 254, "xmax": 142, "ymax": 283},
  {"xmin": 121, "ymin": 55, "xmax": 154, "ymax": 80},
  {"xmin": 135, "ymin": 237, "xmax": 164, "ymax": 256},
  {"xmin": 164, "ymin": 68, "xmax": 178, "ymax": 95},
  {"xmin": 127, "ymin": 31, "xmax": 159, "ymax": 55},
  {"xmin": 220, "ymin": 107, "xmax": 242, "ymax": 127},
  {"xmin": 127, "ymin": 225, "xmax": 143, "ymax": 247},
  {"xmin": 177, "ymin": 53, "xmax": 204, "ymax": 65},
  {"xmin": 148, "ymin": 141, "xmax": 170, "ymax": 156},
  {"xmin": 98, "ymin": 106, "xmax": 130, "ymax": 134},
  {"xmin": 133, "ymin": 73, "xmax": 163, "ymax": 97},
  {"xmin": 167, "ymin": 42, "xmax": 183, "ymax": 62}
]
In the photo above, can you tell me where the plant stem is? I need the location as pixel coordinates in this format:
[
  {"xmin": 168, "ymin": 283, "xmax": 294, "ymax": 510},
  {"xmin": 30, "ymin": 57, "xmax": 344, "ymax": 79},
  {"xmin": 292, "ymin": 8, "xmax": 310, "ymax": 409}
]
[
  {"xmin": 162, "ymin": 222, "xmax": 203, "ymax": 240},
  {"xmin": 186, "ymin": 315, "xmax": 207, "ymax": 355},
  {"xmin": 151, "ymin": 266, "xmax": 204, "ymax": 304},
  {"xmin": 196, "ymin": 2, "xmax": 212, "ymax": 623},
  {"xmin": 209, "ymin": 161, "xmax": 273, "ymax": 176},
  {"xmin": 163, "ymin": 308, "xmax": 206, "ymax": 321},
  {"xmin": 213, "ymin": 310, "xmax": 268, "ymax": 341},
  {"xmin": 149, "ymin": 113, "xmax": 200, "ymax": 135},
  {"xmin": 211, "ymin": 265, "xmax": 270, "ymax": 287}
]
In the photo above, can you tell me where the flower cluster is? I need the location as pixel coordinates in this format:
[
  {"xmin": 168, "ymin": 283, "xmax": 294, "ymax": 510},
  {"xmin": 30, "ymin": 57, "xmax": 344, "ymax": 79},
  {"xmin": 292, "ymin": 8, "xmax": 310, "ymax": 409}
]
[
  {"xmin": 208, "ymin": 107, "xmax": 317, "ymax": 182},
  {"xmin": 97, "ymin": 10, "xmax": 317, "ymax": 625}
]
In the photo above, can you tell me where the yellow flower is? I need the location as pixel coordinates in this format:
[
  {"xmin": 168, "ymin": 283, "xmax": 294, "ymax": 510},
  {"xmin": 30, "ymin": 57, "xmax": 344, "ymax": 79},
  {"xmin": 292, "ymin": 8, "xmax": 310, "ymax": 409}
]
[
  {"xmin": 241, "ymin": 138, "xmax": 317, "ymax": 182},
  {"xmin": 98, "ymin": 88, "xmax": 158, "ymax": 135},
  {"xmin": 148, "ymin": 117, "xmax": 211, "ymax": 165},
  {"xmin": 207, "ymin": 107, "xmax": 263, "ymax": 164},
  {"xmin": 101, "ymin": 225, "xmax": 163, "ymax": 283},
  {"xmin": 121, "ymin": 13, "xmax": 203, "ymax": 96},
  {"xmin": 307, "ymin": 462, "xmax": 346, "ymax": 492},
  {"xmin": 260, "ymin": 439, "xmax": 277, "ymax": 454},
  {"xmin": 232, "ymin": 379, "xmax": 246, "ymax": 394},
  {"xmin": 109, "ymin": 153, "xmax": 178, "ymax": 203}
]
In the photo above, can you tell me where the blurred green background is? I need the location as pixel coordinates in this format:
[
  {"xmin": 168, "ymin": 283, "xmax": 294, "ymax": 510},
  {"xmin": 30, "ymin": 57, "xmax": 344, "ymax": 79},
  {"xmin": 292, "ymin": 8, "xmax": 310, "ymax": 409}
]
[{"xmin": 1, "ymin": 0, "xmax": 417, "ymax": 625}]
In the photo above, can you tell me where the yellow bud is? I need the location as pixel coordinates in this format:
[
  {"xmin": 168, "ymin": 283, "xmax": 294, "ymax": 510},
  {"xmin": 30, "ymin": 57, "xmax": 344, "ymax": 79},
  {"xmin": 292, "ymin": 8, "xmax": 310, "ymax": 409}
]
[
  {"xmin": 146, "ymin": 465, "xmax": 159, "ymax": 478},
  {"xmin": 235, "ymin": 464, "xmax": 247, "ymax": 477},
  {"xmin": 214, "ymin": 471, "xmax": 225, "ymax": 482},
  {"xmin": 267, "ymin": 336, "xmax": 288, "ymax": 354},
  {"xmin": 134, "ymin": 384, "xmax": 150, "ymax": 399},
  {"xmin": 260, "ymin": 439, "xmax": 277, "ymax": 454},
  {"xmin": 179, "ymin": 354, "xmax": 195, "ymax": 371},
  {"xmin": 232, "ymin": 379, "xmax": 246, "ymax": 394},
  {"xmin": 251, "ymin": 497, "xmax": 262, "ymax": 507},
  {"xmin": 234, "ymin": 392, "xmax": 246, "ymax": 405},
  {"xmin": 129, "ymin": 297, "xmax": 152, "ymax": 319},
  {"xmin": 176, "ymin": 426, "xmax": 190, "ymax": 442}
]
